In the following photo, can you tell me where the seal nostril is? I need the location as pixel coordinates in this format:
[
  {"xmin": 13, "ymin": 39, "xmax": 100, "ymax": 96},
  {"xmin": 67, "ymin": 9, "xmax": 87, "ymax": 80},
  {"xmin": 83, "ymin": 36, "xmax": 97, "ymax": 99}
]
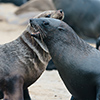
[{"xmin": 60, "ymin": 9, "xmax": 63, "ymax": 13}]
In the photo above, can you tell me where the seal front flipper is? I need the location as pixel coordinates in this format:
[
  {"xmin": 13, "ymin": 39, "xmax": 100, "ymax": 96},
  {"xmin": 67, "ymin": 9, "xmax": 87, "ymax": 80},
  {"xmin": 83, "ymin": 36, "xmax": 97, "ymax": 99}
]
[{"xmin": 3, "ymin": 75, "xmax": 24, "ymax": 100}]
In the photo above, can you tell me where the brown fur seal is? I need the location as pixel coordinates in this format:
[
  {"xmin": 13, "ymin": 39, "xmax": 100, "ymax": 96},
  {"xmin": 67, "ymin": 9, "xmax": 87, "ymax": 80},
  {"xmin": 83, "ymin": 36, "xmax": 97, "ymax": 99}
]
[
  {"xmin": 0, "ymin": 10, "xmax": 64, "ymax": 100},
  {"xmin": 30, "ymin": 18, "xmax": 100, "ymax": 100}
]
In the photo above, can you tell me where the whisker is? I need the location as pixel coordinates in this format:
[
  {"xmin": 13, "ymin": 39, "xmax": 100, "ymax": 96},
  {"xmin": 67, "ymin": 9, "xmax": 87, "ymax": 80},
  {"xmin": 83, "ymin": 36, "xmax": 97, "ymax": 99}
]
[
  {"xmin": 36, "ymin": 23, "xmax": 47, "ymax": 38},
  {"xmin": 40, "ymin": 33, "xmax": 43, "ymax": 43}
]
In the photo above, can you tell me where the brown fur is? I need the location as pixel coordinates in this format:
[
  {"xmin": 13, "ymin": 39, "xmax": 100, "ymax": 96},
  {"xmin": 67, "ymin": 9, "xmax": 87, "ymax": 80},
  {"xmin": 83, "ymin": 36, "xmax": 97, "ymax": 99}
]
[{"xmin": 0, "ymin": 10, "xmax": 64, "ymax": 100}]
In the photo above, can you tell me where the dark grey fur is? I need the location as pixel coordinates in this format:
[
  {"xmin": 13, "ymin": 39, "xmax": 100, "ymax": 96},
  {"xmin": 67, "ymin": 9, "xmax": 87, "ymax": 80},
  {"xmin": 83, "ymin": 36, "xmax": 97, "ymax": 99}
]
[{"xmin": 30, "ymin": 18, "xmax": 100, "ymax": 100}]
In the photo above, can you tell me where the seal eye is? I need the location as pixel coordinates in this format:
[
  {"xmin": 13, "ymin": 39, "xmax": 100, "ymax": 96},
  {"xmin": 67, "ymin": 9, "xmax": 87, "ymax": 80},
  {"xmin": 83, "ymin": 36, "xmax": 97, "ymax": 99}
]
[
  {"xmin": 45, "ymin": 14, "xmax": 51, "ymax": 18},
  {"xmin": 43, "ymin": 21, "xmax": 49, "ymax": 25}
]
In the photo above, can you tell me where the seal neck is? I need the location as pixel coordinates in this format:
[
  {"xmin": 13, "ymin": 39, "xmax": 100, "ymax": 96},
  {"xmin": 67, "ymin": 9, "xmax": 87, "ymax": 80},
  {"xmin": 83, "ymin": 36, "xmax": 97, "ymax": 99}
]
[
  {"xmin": 67, "ymin": 31, "xmax": 93, "ymax": 52},
  {"xmin": 44, "ymin": 27, "xmax": 94, "ymax": 63},
  {"xmin": 19, "ymin": 30, "xmax": 51, "ymax": 64}
]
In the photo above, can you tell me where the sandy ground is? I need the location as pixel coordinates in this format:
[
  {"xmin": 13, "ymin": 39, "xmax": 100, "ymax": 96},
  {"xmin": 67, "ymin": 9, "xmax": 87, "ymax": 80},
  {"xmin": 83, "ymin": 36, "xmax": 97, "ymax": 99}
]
[{"xmin": 0, "ymin": 3, "xmax": 96, "ymax": 100}]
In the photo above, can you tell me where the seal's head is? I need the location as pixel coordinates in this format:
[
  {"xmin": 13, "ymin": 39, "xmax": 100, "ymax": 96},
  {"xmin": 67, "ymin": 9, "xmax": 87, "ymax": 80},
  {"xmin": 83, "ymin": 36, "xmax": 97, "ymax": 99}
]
[
  {"xmin": 27, "ymin": 10, "xmax": 64, "ymax": 53},
  {"xmin": 30, "ymin": 18, "xmax": 67, "ymax": 40},
  {"xmin": 34, "ymin": 9, "xmax": 64, "ymax": 20},
  {"xmin": 29, "ymin": 18, "xmax": 69, "ymax": 53}
]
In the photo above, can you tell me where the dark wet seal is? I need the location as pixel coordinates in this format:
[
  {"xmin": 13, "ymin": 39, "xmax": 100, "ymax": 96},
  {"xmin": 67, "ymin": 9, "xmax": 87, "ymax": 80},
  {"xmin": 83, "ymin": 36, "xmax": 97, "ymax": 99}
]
[
  {"xmin": 0, "ymin": 10, "xmax": 64, "ymax": 100},
  {"xmin": 30, "ymin": 18, "xmax": 100, "ymax": 100}
]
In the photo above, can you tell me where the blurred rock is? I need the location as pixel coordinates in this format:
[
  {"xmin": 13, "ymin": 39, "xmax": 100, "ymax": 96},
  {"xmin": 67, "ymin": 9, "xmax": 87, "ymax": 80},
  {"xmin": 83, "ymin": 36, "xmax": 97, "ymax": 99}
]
[
  {"xmin": 0, "ymin": 0, "xmax": 29, "ymax": 6},
  {"xmin": 10, "ymin": 0, "xmax": 55, "ymax": 25},
  {"xmin": 15, "ymin": 0, "xmax": 55, "ymax": 15},
  {"xmin": 6, "ymin": 11, "xmax": 42, "ymax": 25},
  {"xmin": 53, "ymin": 0, "xmax": 100, "ymax": 38},
  {"xmin": 0, "ymin": 3, "xmax": 18, "ymax": 22}
]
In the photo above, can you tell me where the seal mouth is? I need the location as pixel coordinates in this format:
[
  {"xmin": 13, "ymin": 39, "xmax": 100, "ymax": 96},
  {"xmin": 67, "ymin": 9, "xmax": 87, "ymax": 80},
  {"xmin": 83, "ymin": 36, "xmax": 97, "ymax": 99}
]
[
  {"xmin": 30, "ymin": 21, "xmax": 41, "ymax": 38},
  {"xmin": 29, "ymin": 19, "xmax": 47, "ymax": 39},
  {"xmin": 30, "ymin": 23, "xmax": 40, "ymax": 36}
]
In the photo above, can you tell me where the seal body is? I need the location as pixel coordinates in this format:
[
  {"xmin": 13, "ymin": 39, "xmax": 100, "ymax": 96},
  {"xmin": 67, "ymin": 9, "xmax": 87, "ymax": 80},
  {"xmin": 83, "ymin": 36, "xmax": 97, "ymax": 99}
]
[
  {"xmin": 0, "ymin": 10, "xmax": 64, "ymax": 100},
  {"xmin": 53, "ymin": 0, "xmax": 100, "ymax": 38},
  {"xmin": 30, "ymin": 18, "xmax": 100, "ymax": 100}
]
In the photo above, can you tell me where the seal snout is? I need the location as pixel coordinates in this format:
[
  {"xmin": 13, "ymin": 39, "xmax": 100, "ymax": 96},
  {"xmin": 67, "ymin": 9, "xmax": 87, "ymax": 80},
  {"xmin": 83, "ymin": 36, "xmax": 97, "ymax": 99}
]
[
  {"xmin": 56, "ymin": 9, "xmax": 64, "ymax": 20},
  {"xmin": 29, "ymin": 18, "xmax": 41, "ymax": 38}
]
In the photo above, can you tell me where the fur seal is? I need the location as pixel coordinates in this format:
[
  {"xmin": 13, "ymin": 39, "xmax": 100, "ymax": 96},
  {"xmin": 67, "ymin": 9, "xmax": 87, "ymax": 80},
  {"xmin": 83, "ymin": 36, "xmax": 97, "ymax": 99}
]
[
  {"xmin": 53, "ymin": 0, "xmax": 100, "ymax": 38},
  {"xmin": 30, "ymin": 18, "xmax": 100, "ymax": 100},
  {"xmin": 0, "ymin": 10, "xmax": 64, "ymax": 100},
  {"xmin": 0, "ymin": 0, "xmax": 29, "ymax": 6}
]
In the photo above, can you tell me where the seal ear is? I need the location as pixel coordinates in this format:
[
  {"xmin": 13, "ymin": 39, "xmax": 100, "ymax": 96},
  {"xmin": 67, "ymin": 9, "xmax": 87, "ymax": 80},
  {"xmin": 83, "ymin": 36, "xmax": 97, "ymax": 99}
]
[{"xmin": 58, "ymin": 27, "xmax": 65, "ymax": 31}]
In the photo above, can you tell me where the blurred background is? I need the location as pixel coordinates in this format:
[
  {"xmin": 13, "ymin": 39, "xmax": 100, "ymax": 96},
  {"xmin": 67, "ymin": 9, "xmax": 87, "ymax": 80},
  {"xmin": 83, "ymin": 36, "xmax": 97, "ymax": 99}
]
[{"xmin": 0, "ymin": 0, "xmax": 100, "ymax": 99}]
